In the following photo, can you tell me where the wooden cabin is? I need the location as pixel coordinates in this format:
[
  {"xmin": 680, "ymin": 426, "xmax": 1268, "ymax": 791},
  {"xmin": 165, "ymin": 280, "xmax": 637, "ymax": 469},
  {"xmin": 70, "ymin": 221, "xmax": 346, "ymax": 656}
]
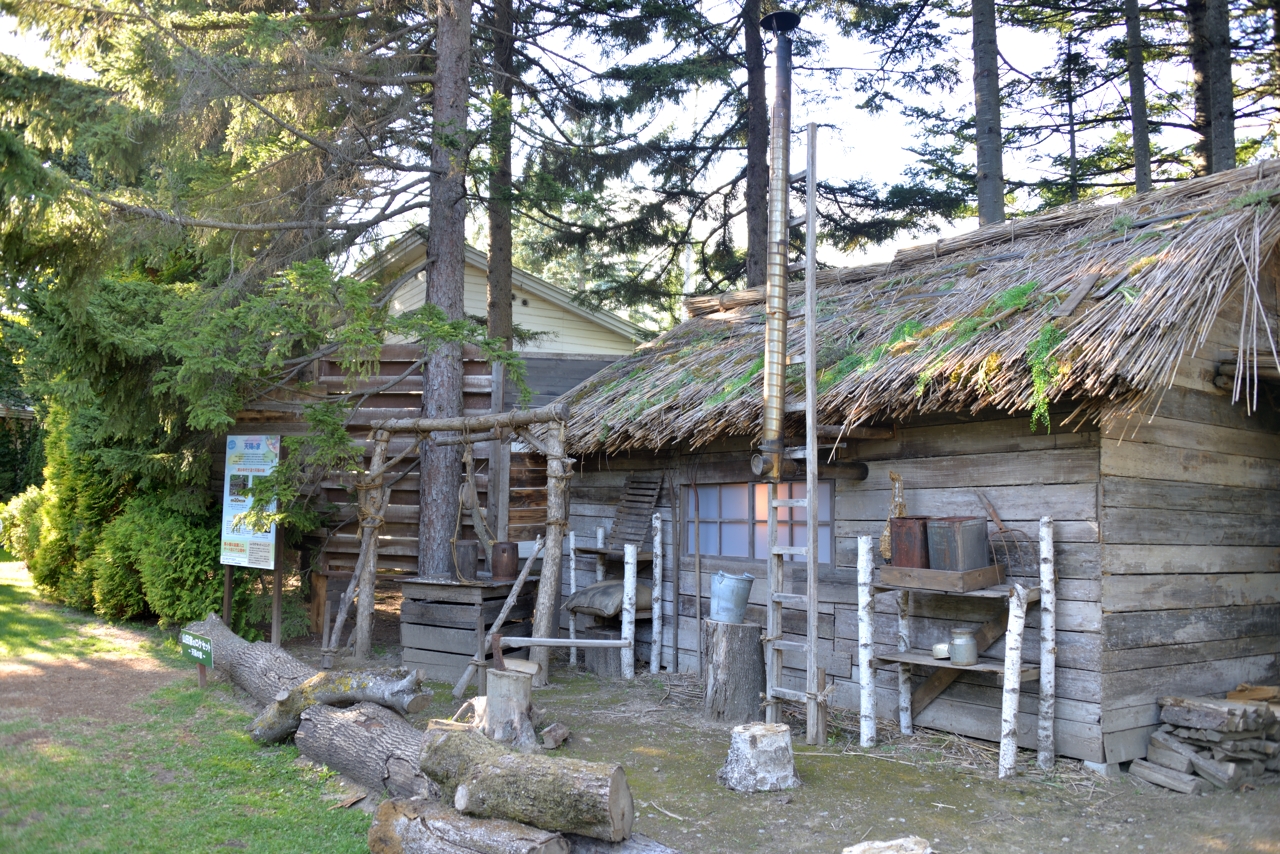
[{"xmin": 553, "ymin": 163, "xmax": 1280, "ymax": 768}]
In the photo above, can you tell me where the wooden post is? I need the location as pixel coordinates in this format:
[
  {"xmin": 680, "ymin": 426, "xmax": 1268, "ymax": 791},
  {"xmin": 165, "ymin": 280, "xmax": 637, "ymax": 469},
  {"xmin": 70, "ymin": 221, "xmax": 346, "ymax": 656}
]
[
  {"xmin": 856, "ymin": 535, "xmax": 876, "ymax": 747},
  {"xmin": 594, "ymin": 526, "xmax": 605, "ymax": 582},
  {"xmin": 567, "ymin": 531, "xmax": 578, "ymax": 666},
  {"xmin": 620, "ymin": 544, "xmax": 638, "ymax": 680},
  {"xmin": 999, "ymin": 582, "xmax": 1030, "ymax": 779},
  {"xmin": 896, "ymin": 589, "xmax": 912, "ymax": 735},
  {"xmin": 490, "ymin": 362, "xmax": 510, "ymax": 543},
  {"xmin": 650, "ymin": 512, "xmax": 663, "ymax": 674},
  {"xmin": 222, "ymin": 564, "xmax": 233, "ymax": 625},
  {"xmin": 197, "ymin": 662, "xmax": 207, "ymax": 689},
  {"xmin": 271, "ymin": 539, "xmax": 284, "ymax": 647},
  {"xmin": 1037, "ymin": 516, "xmax": 1057, "ymax": 770},
  {"xmin": 703, "ymin": 619, "xmax": 765, "ymax": 724},
  {"xmin": 669, "ymin": 478, "xmax": 681, "ymax": 674},
  {"xmin": 354, "ymin": 429, "xmax": 391, "ymax": 661},
  {"xmin": 529, "ymin": 422, "xmax": 569, "ymax": 686}
]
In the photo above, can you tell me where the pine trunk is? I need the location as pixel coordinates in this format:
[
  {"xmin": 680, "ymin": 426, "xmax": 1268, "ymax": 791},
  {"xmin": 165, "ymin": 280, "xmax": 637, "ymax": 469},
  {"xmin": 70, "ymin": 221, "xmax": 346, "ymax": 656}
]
[
  {"xmin": 702, "ymin": 620, "xmax": 764, "ymax": 726},
  {"xmin": 421, "ymin": 726, "xmax": 634, "ymax": 841},
  {"xmin": 421, "ymin": 0, "xmax": 473, "ymax": 577},
  {"xmin": 1187, "ymin": 0, "xmax": 1214, "ymax": 175},
  {"xmin": 1206, "ymin": 0, "xmax": 1235, "ymax": 172},
  {"xmin": 744, "ymin": 0, "xmax": 768, "ymax": 292},
  {"xmin": 1125, "ymin": 0, "xmax": 1153, "ymax": 193},
  {"xmin": 971, "ymin": 0, "xmax": 1005, "ymax": 225},
  {"xmin": 295, "ymin": 702, "xmax": 434, "ymax": 798},
  {"xmin": 488, "ymin": 0, "xmax": 515, "ymax": 348},
  {"xmin": 369, "ymin": 798, "xmax": 568, "ymax": 854}
]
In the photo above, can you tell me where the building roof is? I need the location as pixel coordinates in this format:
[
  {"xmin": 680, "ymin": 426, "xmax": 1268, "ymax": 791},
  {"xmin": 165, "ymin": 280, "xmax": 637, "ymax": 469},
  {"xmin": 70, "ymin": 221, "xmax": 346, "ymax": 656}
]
[
  {"xmin": 559, "ymin": 161, "xmax": 1280, "ymax": 454},
  {"xmin": 358, "ymin": 228, "xmax": 645, "ymax": 349}
]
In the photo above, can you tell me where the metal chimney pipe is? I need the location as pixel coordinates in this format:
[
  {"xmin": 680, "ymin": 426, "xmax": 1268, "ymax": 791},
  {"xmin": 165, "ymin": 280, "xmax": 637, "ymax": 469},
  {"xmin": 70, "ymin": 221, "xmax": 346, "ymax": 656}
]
[{"xmin": 758, "ymin": 10, "xmax": 801, "ymax": 479}]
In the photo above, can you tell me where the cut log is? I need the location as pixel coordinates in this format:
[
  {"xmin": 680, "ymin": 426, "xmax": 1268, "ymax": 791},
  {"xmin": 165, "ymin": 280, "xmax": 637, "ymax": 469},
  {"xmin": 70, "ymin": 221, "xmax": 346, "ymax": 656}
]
[
  {"xmin": 1158, "ymin": 696, "xmax": 1275, "ymax": 733},
  {"xmin": 476, "ymin": 668, "xmax": 538, "ymax": 752},
  {"xmin": 716, "ymin": 723, "xmax": 799, "ymax": 793},
  {"xmin": 1128, "ymin": 759, "xmax": 1204, "ymax": 795},
  {"xmin": 564, "ymin": 833, "xmax": 684, "ymax": 853},
  {"xmin": 368, "ymin": 798, "xmax": 568, "ymax": 854},
  {"xmin": 1145, "ymin": 741, "xmax": 1194, "ymax": 775},
  {"xmin": 1187, "ymin": 752, "xmax": 1244, "ymax": 789},
  {"xmin": 295, "ymin": 703, "xmax": 433, "ymax": 798},
  {"xmin": 252, "ymin": 668, "xmax": 432, "ymax": 743},
  {"xmin": 702, "ymin": 620, "xmax": 764, "ymax": 726},
  {"xmin": 420, "ymin": 725, "xmax": 634, "ymax": 841}
]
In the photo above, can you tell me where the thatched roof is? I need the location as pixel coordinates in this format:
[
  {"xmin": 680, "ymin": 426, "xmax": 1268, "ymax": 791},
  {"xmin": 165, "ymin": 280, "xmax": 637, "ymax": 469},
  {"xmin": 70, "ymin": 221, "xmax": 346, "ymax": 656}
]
[{"xmin": 560, "ymin": 161, "xmax": 1280, "ymax": 454}]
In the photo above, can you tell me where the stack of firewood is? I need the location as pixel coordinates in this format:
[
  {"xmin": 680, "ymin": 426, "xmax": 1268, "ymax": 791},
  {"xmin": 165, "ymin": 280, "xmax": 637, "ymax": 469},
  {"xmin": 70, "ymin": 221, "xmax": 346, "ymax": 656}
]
[{"xmin": 1129, "ymin": 687, "xmax": 1279, "ymax": 794}]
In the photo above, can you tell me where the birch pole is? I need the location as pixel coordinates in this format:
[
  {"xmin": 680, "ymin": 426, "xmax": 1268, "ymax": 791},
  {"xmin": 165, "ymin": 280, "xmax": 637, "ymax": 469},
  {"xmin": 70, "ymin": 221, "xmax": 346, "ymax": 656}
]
[
  {"xmin": 856, "ymin": 535, "xmax": 876, "ymax": 747},
  {"xmin": 999, "ymin": 582, "xmax": 1030, "ymax": 779},
  {"xmin": 650, "ymin": 512, "xmax": 663, "ymax": 674},
  {"xmin": 595, "ymin": 526, "xmax": 605, "ymax": 582},
  {"xmin": 896, "ymin": 589, "xmax": 912, "ymax": 735},
  {"xmin": 621, "ymin": 544, "xmax": 638, "ymax": 680},
  {"xmin": 529, "ymin": 422, "xmax": 569, "ymax": 686},
  {"xmin": 1037, "ymin": 517, "xmax": 1057, "ymax": 770},
  {"xmin": 568, "ymin": 531, "xmax": 578, "ymax": 667}
]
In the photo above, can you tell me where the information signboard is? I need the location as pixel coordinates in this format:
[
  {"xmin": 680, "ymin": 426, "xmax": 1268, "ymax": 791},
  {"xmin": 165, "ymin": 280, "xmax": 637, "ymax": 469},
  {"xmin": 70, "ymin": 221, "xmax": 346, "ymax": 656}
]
[
  {"xmin": 179, "ymin": 630, "xmax": 213, "ymax": 666},
  {"xmin": 219, "ymin": 435, "xmax": 280, "ymax": 569}
]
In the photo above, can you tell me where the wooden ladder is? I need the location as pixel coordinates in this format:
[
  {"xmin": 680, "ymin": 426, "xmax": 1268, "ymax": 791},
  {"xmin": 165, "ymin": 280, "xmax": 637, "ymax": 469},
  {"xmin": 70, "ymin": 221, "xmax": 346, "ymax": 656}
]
[{"xmin": 763, "ymin": 124, "xmax": 825, "ymax": 745}]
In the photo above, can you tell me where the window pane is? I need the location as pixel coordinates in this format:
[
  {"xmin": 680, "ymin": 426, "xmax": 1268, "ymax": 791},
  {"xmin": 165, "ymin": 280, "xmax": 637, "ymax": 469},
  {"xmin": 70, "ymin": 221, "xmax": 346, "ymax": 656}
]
[
  {"xmin": 720, "ymin": 522, "xmax": 750, "ymax": 557},
  {"xmin": 754, "ymin": 522, "xmax": 769, "ymax": 558},
  {"xmin": 790, "ymin": 483, "xmax": 807, "ymax": 522},
  {"xmin": 721, "ymin": 484, "xmax": 749, "ymax": 520},
  {"xmin": 699, "ymin": 521, "xmax": 719, "ymax": 555},
  {"xmin": 694, "ymin": 485, "xmax": 718, "ymax": 519},
  {"xmin": 819, "ymin": 524, "xmax": 832, "ymax": 563},
  {"xmin": 790, "ymin": 522, "xmax": 807, "ymax": 561},
  {"xmin": 686, "ymin": 522, "xmax": 698, "ymax": 554},
  {"xmin": 753, "ymin": 484, "xmax": 770, "ymax": 521}
]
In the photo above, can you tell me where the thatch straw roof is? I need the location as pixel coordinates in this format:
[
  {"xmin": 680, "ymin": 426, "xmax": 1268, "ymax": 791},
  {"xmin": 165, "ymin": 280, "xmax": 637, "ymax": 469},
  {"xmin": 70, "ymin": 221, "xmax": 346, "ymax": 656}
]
[{"xmin": 560, "ymin": 161, "xmax": 1280, "ymax": 454}]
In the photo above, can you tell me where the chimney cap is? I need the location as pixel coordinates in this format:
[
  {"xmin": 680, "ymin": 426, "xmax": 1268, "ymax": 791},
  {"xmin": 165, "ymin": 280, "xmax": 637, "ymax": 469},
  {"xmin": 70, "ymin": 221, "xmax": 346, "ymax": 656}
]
[{"xmin": 760, "ymin": 10, "xmax": 801, "ymax": 33}]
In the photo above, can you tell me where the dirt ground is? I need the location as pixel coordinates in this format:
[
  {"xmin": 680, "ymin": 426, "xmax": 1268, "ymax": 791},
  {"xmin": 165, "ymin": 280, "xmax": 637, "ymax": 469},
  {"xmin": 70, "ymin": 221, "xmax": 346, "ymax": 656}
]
[{"xmin": 6, "ymin": 568, "xmax": 1279, "ymax": 853}]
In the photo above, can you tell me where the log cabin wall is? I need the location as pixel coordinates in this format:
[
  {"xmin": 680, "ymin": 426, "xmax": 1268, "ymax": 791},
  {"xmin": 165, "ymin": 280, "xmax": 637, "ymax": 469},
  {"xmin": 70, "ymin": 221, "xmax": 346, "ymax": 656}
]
[
  {"xmin": 565, "ymin": 412, "xmax": 1108, "ymax": 761},
  {"xmin": 1096, "ymin": 292, "xmax": 1280, "ymax": 765}
]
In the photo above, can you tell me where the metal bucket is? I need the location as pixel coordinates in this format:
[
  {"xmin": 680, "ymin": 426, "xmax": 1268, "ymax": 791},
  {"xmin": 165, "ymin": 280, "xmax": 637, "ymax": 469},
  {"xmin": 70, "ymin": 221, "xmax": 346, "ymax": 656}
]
[
  {"xmin": 927, "ymin": 517, "xmax": 990, "ymax": 571},
  {"xmin": 889, "ymin": 515, "xmax": 932, "ymax": 567},
  {"xmin": 491, "ymin": 542, "xmax": 519, "ymax": 580},
  {"xmin": 709, "ymin": 571, "xmax": 754, "ymax": 624}
]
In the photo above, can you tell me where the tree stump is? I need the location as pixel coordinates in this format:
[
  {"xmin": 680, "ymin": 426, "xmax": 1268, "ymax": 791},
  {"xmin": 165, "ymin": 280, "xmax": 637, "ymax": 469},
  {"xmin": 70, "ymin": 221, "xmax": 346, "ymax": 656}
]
[
  {"xmin": 295, "ymin": 703, "xmax": 434, "ymax": 798},
  {"xmin": 475, "ymin": 668, "xmax": 539, "ymax": 752},
  {"xmin": 421, "ymin": 725, "xmax": 634, "ymax": 841},
  {"xmin": 702, "ymin": 620, "xmax": 764, "ymax": 725},
  {"xmin": 583, "ymin": 627, "xmax": 623, "ymax": 679},
  {"xmin": 368, "ymin": 798, "xmax": 568, "ymax": 854},
  {"xmin": 716, "ymin": 722, "xmax": 799, "ymax": 793}
]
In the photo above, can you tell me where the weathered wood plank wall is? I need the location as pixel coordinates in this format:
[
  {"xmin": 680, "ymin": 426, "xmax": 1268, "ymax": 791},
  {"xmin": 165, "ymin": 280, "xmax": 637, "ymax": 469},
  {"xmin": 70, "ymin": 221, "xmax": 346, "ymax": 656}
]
[
  {"xmin": 565, "ymin": 413, "xmax": 1108, "ymax": 761},
  {"xmin": 1096, "ymin": 308, "xmax": 1280, "ymax": 763}
]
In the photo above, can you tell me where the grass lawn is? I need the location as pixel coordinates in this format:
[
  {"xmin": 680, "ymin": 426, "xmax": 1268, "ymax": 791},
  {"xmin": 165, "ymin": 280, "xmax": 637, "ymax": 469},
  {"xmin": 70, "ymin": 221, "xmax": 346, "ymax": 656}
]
[{"xmin": 0, "ymin": 563, "xmax": 372, "ymax": 854}]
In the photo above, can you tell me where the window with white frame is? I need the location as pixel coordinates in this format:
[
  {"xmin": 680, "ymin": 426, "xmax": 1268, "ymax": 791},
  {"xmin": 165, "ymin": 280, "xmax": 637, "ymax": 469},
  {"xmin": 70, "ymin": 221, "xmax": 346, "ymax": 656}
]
[{"xmin": 684, "ymin": 482, "xmax": 833, "ymax": 563}]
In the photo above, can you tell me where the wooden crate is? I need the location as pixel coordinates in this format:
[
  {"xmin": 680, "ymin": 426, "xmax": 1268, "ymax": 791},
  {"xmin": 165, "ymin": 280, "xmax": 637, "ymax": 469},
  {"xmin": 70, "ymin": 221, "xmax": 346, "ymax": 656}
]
[{"xmin": 400, "ymin": 577, "xmax": 535, "ymax": 684}]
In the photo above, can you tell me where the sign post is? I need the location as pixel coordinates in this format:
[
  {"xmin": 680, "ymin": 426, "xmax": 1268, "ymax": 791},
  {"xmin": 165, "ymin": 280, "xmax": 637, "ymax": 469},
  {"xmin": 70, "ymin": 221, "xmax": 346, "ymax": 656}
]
[
  {"xmin": 180, "ymin": 630, "xmax": 213, "ymax": 689},
  {"xmin": 219, "ymin": 435, "xmax": 281, "ymax": 633}
]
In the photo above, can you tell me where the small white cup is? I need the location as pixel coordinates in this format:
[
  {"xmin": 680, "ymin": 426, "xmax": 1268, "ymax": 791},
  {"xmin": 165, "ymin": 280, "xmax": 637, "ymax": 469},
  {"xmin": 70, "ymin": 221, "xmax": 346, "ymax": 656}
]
[{"xmin": 931, "ymin": 642, "xmax": 950, "ymax": 659}]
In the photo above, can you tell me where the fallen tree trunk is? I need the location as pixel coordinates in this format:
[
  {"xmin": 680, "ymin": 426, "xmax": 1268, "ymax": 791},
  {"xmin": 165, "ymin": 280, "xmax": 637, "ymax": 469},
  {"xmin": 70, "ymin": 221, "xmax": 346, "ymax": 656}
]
[
  {"xmin": 420, "ymin": 725, "xmax": 633, "ymax": 842},
  {"xmin": 368, "ymin": 798, "xmax": 568, "ymax": 854},
  {"xmin": 252, "ymin": 668, "xmax": 432, "ymax": 743},
  {"xmin": 295, "ymin": 703, "xmax": 434, "ymax": 798},
  {"xmin": 184, "ymin": 614, "xmax": 430, "ymax": 743}
]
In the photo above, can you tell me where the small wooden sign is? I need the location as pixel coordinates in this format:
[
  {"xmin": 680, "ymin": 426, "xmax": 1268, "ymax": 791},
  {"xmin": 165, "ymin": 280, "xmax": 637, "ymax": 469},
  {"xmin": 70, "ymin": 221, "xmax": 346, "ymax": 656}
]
[{"xmin": 180, "ymin": 630, "xmax": 212, "ymax": 688}]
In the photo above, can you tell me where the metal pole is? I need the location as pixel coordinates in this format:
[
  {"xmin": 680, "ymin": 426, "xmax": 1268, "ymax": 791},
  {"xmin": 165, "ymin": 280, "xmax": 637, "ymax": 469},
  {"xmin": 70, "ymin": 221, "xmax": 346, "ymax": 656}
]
[{"xmin": 759, "ymin": 13, "xmax": 798, "ymax": 478}]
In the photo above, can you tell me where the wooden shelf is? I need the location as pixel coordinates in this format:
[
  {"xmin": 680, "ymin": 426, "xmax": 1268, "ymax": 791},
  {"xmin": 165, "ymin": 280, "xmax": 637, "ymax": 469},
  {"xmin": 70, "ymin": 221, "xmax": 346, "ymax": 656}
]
[
  {"xmin": 873, "ymin": 582, "xmax": 1041, "ymax": 603},
  {"xmin": 876, "ymin": 649, "xmax": 1040, "ymax": 682}
]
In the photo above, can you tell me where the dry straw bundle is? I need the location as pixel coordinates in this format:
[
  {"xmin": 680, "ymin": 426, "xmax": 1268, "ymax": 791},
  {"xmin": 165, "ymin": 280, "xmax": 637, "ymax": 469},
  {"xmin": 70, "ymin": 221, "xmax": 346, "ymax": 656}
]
[{"xmin": 563, "ymin": 161, "xmax": 1280, "ymax": 454}]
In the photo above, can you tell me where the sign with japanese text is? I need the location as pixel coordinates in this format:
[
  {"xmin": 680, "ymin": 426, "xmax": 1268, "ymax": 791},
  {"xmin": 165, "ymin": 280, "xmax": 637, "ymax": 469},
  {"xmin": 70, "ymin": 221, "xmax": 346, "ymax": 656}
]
[
  {"xmin": 179, "ymin": 630, "xmax": 213, "ymax": 667},
  {"xmin": 219, "ymin": 435, "xmax": 279, "ymax": 569}
]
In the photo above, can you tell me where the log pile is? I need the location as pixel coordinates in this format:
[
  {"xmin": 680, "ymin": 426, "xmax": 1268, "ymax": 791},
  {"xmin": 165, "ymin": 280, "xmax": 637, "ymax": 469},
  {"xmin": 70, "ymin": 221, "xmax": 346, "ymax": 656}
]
[{"xmin": 1130, "ymin": 691, "xmax": 1279, "ymax": 794}]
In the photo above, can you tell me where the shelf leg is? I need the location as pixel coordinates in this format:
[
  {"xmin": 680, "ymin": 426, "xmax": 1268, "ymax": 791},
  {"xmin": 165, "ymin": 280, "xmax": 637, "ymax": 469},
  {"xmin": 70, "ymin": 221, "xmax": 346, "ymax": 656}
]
[
  {"xmin": 896, "ymin": 589, "xmax": 913, "ymax": 735},
  {"xmin": 999, "ymin": 583, "xmax": 1030, "ymax": 779},
  {"xmin": 1037, "ymin": 517, "xmax": 1057, "ymax": 770},
  {"xmin": 856, "ymin": 536, "xmax": 876, "ymax": 747}
]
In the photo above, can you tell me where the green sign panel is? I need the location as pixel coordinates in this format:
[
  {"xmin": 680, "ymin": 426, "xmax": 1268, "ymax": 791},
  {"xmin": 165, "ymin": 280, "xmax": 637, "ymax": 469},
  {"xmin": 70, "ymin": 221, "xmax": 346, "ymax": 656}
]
[{"xmin": 180, "ymin": 631, "xmax": 213, "ymax": 667}]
